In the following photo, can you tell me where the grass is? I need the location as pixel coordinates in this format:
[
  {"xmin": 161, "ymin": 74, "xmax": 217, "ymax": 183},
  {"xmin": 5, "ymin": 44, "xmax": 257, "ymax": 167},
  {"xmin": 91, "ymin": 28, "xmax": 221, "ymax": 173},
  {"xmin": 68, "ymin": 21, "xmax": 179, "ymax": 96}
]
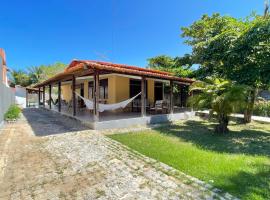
[
  {"xmin": 4, "ymin": 104, "xmax": 21, "ymax": 120},
  {"xmin": 108, "ymin": 118, "xmax": 270, "ymax": 200}
]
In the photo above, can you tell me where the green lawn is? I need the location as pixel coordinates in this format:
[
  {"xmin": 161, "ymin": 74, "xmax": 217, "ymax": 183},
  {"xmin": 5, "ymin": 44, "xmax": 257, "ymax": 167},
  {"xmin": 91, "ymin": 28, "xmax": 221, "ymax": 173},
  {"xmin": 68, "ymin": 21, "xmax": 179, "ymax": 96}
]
[{"xmin": 108, "ymin": 119, "xmax": 270, "ymax": 200}]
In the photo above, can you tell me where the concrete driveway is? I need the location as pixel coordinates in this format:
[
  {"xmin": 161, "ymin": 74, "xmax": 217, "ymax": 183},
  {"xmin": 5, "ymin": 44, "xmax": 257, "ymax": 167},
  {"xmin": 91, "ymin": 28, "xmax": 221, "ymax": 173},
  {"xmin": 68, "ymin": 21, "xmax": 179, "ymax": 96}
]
[{"xmin": 0, "ymin": 108, "xmax": 234, "ymax": 200}]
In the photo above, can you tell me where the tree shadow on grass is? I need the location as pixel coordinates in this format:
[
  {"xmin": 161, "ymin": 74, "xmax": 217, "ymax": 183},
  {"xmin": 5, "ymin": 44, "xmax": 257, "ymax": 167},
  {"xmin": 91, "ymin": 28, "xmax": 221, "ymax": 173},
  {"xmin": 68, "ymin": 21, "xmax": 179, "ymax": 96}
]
[
  {"xmin": 153, "ymin": 120, "xmax": 270, "ymax": 157},
  {"xmin": 222, "ymin": 163, "xmax": 270, "ymax": 199}
]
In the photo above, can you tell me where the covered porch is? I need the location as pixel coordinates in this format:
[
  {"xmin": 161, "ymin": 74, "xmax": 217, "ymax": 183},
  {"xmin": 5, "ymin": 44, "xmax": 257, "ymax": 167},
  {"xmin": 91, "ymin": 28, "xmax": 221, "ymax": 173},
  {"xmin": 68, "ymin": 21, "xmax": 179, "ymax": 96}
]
[
  {"xmin": 34, "ymin": 60, "xmax": 194, "ymax": 129},
  {"xmin": 45, "ymin": 103, "xmax": 193, "ymax": 129}
]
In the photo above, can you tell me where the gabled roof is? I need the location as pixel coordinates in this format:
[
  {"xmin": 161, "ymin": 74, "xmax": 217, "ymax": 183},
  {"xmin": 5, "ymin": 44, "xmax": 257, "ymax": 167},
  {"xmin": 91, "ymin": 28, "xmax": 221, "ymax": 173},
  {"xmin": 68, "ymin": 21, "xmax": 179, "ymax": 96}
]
[{"xmin": 34, "ymin": 60, "xmax": 194, "ymax": 87}]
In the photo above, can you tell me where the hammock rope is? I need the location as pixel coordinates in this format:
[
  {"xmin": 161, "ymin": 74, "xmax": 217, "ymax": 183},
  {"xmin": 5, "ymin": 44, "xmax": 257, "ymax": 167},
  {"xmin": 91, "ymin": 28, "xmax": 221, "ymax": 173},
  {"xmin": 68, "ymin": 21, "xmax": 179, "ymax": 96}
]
[{"xmin": 75, "ymin": 92, "xmax": 141, "ymax": 112}]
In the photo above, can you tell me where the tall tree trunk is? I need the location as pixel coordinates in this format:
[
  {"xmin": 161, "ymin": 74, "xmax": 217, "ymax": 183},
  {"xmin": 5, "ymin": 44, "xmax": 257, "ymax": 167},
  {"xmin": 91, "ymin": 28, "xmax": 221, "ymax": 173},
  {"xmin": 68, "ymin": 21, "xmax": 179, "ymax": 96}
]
[
  {"xmin": 215, "ymin": 114, "xmax": 229, "ymax": 134},
  {"xmin": 244, "ymin": 88, "xmax": 258, "ymax": 123}
]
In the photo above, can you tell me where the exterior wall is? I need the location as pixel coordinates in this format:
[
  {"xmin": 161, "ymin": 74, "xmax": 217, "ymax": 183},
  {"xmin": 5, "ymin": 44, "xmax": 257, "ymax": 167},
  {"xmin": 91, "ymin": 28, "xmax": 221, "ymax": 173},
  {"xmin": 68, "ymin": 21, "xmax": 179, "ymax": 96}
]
[
  {"xmin": 62, "ymin": 84, "xmax": 72, "ymax": 102},
  {"xmin": 60, "ymin": 75, "xmax": 156, "ymax": 105},
  {"xmin": 0, "ymin": 61, "xmax": 15, "ymax": 126},
  {"xmin": 0, "ymin": 48, "xmax": 8, "ymax": 86},
  {"xmin": 15, "ymin": 85, "xmax": 26, "ymax": 108},
  {"xmin": 114, "ymin": 76, "xmax": 130, "ymax": 102},
  {"xmin": 108, "ymin": 76, "xmax": 116, "ymax": 104}
]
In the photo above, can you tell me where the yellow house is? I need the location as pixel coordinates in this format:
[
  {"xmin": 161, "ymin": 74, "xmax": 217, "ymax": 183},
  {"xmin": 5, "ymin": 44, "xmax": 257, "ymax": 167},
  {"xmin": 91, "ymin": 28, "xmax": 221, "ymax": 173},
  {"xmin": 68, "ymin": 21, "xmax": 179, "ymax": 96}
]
[
  {"xmin": 34, "ymin": 60, "xmax": 194, "ymax": 129},
  {"xmin": 61, "ymin": 74, "xmax": 156, "ymax": 105}
]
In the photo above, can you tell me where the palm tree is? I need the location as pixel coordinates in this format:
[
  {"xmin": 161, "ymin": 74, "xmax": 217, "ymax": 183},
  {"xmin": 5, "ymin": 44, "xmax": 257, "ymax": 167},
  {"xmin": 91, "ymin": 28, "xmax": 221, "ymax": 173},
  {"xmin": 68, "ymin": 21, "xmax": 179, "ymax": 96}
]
[
  {"xmin": 189, "ymin": 78, "xmax": 248, "ymax": 134},
  {"xmin": 10, "ymin": 70, "xmax": 31, "ymax": 87},
  {"xmin": 27, "ymin": 66, "xmax": 43, "ymax": 84}
]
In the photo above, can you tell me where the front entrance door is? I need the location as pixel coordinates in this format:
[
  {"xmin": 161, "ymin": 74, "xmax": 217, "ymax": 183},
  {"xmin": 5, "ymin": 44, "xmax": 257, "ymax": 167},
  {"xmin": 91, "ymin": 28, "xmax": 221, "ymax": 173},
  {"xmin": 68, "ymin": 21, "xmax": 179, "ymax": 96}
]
[{"xmin": 154, "ymin": 82, "xmax": 163, "ymax": 102}]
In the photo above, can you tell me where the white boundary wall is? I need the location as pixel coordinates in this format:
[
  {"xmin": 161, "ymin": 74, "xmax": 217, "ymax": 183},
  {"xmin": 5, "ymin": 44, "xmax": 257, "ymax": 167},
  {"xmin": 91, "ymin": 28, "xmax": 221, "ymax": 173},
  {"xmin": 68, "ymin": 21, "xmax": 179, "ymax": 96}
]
[{"xmin": 0, "ymin": 61, "xmax": 15, "ymax": 126}]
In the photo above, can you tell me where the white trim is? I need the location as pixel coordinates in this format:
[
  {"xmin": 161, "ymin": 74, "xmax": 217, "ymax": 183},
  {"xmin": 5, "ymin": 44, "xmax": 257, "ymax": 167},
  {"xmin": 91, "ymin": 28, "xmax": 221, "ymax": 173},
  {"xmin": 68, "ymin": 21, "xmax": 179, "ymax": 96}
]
[
  {"xmin": 76, "ymin": 73, "xmax": 142, "ymax": 81},
  {"xmin": 146, "ymin": 78, "xmax": 169, "ymax": 84},
  {"xmin": 61, "ymin": 73, "xmax": 191, "ymax": 86}
]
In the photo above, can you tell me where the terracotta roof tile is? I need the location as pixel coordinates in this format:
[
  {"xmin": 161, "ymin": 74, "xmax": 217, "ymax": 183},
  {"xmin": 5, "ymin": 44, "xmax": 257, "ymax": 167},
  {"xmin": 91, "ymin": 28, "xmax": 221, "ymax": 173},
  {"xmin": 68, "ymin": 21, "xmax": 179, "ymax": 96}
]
[{"xmin": 34, "ymin": 60, "xmax": 194, "ymax": 88}]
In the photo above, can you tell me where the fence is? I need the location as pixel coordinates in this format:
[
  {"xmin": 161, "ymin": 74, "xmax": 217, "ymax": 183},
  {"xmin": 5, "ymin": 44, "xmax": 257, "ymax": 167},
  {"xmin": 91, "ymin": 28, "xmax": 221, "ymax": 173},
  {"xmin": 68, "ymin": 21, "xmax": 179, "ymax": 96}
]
[
  {"xmin": 0, "ymin": 83, "xmax": 15, "ymax": 124},
  {"xmin": 0, "ymin": 63, "xmax": 15, "ymax": 126}
]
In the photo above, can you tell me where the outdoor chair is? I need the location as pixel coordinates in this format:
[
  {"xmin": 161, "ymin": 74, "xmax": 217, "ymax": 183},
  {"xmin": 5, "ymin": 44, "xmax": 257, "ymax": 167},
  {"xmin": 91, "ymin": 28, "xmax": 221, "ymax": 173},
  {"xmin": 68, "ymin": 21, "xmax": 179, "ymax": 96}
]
[
  {"xmin": 150, "ymin": 100, "xmax": 169, "ymax": 114},
  {"xmin": 131, "ymin": 99, "xmax": 151, "ymax": 112}
]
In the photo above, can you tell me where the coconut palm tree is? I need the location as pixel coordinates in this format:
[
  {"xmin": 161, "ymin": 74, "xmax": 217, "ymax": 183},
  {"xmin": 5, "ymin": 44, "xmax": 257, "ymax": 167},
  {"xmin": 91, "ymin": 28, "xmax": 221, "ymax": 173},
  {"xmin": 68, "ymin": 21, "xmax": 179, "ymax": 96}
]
[
  {"xmin": 27, "ymin": 66, "xmax": 43, "ymax": 84},
  {"xmin": 10, "ymin": 70, "xmax": 31, "ymax": 87},
  {"xmin": 189, "ymin": 78, "xmax": 248, "ymax": 134}
]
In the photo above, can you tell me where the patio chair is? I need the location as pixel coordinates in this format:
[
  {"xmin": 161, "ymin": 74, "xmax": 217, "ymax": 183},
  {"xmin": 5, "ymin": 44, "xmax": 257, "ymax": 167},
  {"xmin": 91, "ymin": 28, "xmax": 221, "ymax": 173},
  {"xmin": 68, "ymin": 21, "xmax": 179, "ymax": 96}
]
[
  {"xmin": 149, "ymin": 100, "xmax": 168, "ymax": 114},
  {"xmin": 131, "ymin": 99, "xmax": 151, "ymax": 112},
  {"xmin": 67, "ymin": 99, "xmax": 86, "ymax": 113}
]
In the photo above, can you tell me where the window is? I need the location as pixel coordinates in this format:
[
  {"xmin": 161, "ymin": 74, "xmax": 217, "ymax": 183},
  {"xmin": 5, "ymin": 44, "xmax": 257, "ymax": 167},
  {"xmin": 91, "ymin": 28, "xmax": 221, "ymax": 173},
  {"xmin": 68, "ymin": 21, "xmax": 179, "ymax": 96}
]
[
  {"xmin": 88, "ymin": 79, "xmax": 108, "ymax": 99},
  {"xmin": 88, "ymin": 82, "xmax": 93, "ymax": 99}
]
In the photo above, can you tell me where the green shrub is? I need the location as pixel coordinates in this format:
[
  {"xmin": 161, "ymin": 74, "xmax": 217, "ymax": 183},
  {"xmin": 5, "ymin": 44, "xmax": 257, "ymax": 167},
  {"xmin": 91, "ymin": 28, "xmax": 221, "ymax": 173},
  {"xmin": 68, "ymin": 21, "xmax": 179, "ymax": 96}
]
[
  {"xmin": 4, "ymin": 105, "xmax": 21, "ymax": 120},
  {"xmin": 253, "ymin": 101, "xmax": 270, "ymax": 117}
]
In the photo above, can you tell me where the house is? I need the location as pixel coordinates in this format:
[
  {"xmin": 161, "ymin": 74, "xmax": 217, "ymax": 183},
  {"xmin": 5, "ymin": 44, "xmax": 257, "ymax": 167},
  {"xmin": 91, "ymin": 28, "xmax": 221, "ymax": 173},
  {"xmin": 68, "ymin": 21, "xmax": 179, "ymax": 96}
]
[
  {"xmin": 0, "ymin": 48, "xmax": 15, "ymax": 126},
  {"xmin": 33, "ymin": 60, "xmax": 195, "ymax": 129},
  {"xmin": 0, "ymin": 48, "xmax": 9, "ymax": 87}
]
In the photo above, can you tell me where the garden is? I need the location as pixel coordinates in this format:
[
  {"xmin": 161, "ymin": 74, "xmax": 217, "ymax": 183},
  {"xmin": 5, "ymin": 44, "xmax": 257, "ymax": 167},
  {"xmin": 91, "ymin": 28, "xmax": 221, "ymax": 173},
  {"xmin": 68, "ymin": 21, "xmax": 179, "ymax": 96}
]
[
  {"xmin": 109, "ymin": 10, "xmax": 270, "ymax": 200},
  {"xmin": 109, "ymin": 119, "xmax": 270, "ymax": 200}
]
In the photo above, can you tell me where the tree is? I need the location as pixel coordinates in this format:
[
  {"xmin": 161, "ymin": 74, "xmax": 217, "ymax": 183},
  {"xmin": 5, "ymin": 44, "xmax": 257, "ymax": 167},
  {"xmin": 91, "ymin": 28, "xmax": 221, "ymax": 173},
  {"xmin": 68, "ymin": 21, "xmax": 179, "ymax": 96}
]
[
  {"xmin": 147, "ymin": 55, "xmax": 193, "ymax": 77},
  {"xmin": 38, "ymin": 62, "xmax": 66, "ymax": 82},
  {"xmin": 189, "ymin": 78, "xmax": 248, "ymax": 134},
  {"xmin": 227, "ymin": 16, "xmax": 270, "ymax": 122},
  {"xmin": 10, "ymin": 62, "xmax": 66, "ymax": 87},
  {"xmin": 10, "ymin": 70, "xmax": 31, "ymax": 87},
  {"xmin": 28, "ymin": 66, "xmax": 43, "ymax": 84},
  {"xmin": 265, "ymin": 0, "xmax": 269, "ymax": 17},
  {"xmin": 181, "ymin": 13, "xmax": 270, "ymax": 123}
]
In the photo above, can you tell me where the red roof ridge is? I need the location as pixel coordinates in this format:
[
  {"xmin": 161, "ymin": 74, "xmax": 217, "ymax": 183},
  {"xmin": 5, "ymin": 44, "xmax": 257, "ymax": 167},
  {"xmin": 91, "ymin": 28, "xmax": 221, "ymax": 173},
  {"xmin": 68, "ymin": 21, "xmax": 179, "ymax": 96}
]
[{"xmin": 66, "ymin": 60, "xmax": 172, "ymax": 76}]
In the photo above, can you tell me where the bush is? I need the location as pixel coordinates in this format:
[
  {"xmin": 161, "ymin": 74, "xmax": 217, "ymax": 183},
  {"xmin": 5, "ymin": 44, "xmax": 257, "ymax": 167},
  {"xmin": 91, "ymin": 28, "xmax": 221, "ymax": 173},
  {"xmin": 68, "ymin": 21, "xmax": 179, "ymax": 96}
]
[
  {"xmin": 4, "ymin": 105, "xmax": 21, "ymax": 120},
  {"xmin": 253, "ymin": 101, "xmax": 270, "ymax": 117}
]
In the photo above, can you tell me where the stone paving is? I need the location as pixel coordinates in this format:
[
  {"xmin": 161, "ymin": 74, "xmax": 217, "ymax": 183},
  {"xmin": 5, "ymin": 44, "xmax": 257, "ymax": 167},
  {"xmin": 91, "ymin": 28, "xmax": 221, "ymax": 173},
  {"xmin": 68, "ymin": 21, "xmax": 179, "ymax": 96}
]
[{"xmin": 0, "ymin": 108, "xmax": 237, "ymax": 200}]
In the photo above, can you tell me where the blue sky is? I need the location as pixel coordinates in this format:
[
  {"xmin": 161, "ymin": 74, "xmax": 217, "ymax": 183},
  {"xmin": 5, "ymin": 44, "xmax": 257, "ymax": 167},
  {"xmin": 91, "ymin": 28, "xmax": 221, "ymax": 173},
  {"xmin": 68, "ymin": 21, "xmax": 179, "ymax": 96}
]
[{"xmin": 0, "ymin": 0, "xmax": 264, "ymax": 70}]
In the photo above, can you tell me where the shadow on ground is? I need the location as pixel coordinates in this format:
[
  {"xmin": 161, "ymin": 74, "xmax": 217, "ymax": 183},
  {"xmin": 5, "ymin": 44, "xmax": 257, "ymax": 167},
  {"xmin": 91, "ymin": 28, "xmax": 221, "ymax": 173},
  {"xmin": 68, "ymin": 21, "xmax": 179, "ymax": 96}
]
[
  {"xmin": 153, "ymin": 120, "xmax": 270, "ymax": 157},
  {"xmin": 23, "ymin": 108, "xmax": 88, "ymax": 136},
  {"xmin": 223, "ymin": 162, "xmax": 270, "ymax": 199}
]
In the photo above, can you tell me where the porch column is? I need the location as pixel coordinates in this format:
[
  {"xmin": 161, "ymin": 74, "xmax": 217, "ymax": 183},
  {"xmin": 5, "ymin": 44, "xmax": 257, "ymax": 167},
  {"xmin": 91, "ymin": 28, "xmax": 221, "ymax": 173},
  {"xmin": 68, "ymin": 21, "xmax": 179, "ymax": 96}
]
[
  {"xmin": 170, "ymin": 80, "xmax": 174, "ymax": 114},
  {"xmin": 93, "ymin": 71, "xmax": 100, "ymax": 122},
  {"xmin": 180, "ymin": 85, "xmax": 184, "ymax": 107},
  {"xmin": 26, "ymin": 89, "xmax": 29, "ymax": 108},
  {"xmin": 141, "ymin": 77, "xmax": 146, "ymax": 117},
  {"xmin": 58, "ymin": 82, "xmax": 61, "ymax": 112},
  {"xmin": 43, "ymin": 86, "xmax": 45, "ymax": 107},
  {"xmin": 38, "ymin": 88, "xmax": 41, "ymax": 107},
  {"xmin": 72, "ymin": 75, "xmax": 76, "ymax": 116},
  {"xmin": 190, "ymin": 87, "xmax": 194, "ymax": 111},
  {"xmin": 49, "ymin": 84, "xmax": 52, "ymax": 109}
]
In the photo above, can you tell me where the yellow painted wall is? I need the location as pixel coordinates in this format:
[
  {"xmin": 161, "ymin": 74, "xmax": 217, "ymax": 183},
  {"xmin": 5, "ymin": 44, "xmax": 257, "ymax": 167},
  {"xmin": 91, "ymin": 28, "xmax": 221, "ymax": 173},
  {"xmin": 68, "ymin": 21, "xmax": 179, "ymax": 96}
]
[
  {"xmin": 114, "ymin": 76, "xmax": 129, "ymax": 102},
  {"xmin": 61, "ymin": 75, "xmax": 156, "ymax": 105},
  {"xmin": 62, "ymin": 84, "xmax": 72, "ymax": 102}
]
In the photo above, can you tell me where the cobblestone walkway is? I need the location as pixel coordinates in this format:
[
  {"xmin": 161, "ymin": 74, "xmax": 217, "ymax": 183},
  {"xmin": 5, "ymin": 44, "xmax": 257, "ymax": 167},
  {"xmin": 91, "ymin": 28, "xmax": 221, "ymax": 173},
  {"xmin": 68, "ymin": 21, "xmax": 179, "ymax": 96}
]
[{"xmin": 0, "ymin": 108, "xmax": 236, "ymax": 200}]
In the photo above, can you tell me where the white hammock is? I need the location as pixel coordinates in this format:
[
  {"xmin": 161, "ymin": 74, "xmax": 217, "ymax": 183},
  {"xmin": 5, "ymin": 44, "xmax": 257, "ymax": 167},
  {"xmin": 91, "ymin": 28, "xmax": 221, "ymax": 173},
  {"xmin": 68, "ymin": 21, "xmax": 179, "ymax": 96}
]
[{"xmin": 75, "ymin": 92, "xmax": 141, "ymax": 112}]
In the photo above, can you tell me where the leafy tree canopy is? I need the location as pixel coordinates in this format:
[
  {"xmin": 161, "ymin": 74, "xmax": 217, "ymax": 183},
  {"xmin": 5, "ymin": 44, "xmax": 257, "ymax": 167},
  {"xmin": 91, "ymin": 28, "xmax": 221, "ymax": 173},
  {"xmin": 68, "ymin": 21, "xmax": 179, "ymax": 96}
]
[
  {"xmin": 147, "ymin": 55, "xmax": 193, "ymax": 77},
  {"xmin": 10, "ymin": 62, "xmax": 66, "ymax": 87},
  {"xmin": 181, "ymin": 13, "xmax": 270, "ymax": 88}
]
